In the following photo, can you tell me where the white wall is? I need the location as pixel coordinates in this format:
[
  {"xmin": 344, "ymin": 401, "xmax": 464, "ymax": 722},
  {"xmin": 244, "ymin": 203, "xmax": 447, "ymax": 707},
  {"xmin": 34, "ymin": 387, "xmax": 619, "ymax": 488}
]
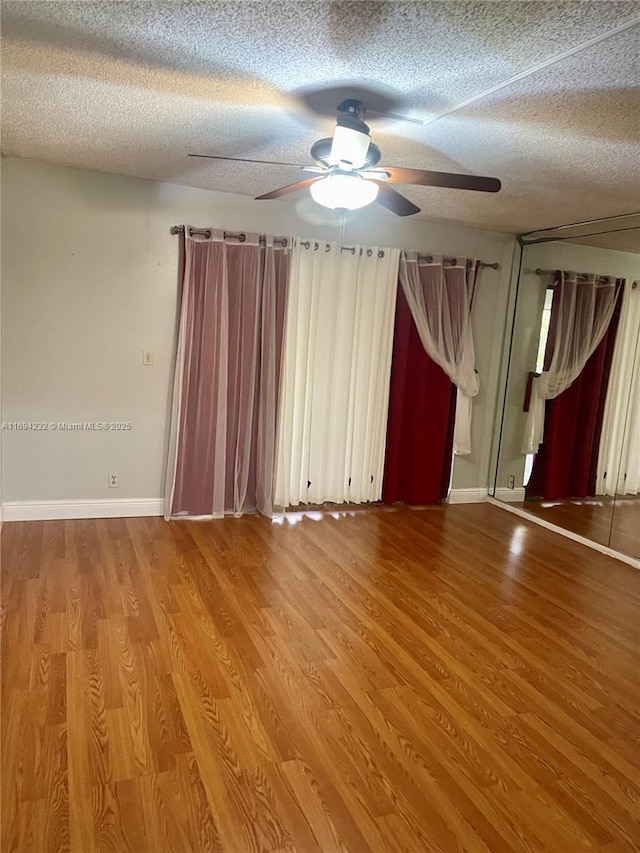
[
  {"xmin": 495, "ymin": 240, "xmax": 640, "ymax": 493},
  {"xmin": 1, "ymin": 159, "xmax": 516, "ymax": 513},
  {"xmin": 0, "ymin": 160, "xmax": 3, "ymax": 527}
]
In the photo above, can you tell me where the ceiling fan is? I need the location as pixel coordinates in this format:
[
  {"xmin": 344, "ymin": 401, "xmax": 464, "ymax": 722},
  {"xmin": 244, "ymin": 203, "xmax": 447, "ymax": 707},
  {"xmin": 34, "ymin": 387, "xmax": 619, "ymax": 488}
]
[{"xmin": 189, "ymin": 99, "xmax": 501, "ymax": 217}]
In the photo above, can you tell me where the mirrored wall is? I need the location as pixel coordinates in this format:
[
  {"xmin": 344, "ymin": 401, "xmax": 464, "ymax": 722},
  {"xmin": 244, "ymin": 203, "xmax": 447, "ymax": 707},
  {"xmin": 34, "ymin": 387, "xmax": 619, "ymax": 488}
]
[{"xmin": 493, "ymin": 214, "xmax": 640, "ymax": 561}]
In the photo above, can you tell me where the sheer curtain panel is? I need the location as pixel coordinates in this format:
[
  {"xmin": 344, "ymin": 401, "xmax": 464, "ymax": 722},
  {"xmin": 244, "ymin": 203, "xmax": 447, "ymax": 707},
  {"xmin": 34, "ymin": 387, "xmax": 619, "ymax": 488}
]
[
  {"xmin": 526, "ymin": 290, "xmax": 622, "ymax": 501},
  {"xmin": 398, "ymin": 253, "xmax": 480, "ymax": 455},
  {"xmin": 275, "ymin": 240, "xmax": 400, "ymax": 506},
  {"xmin": 523, "ymin": 272, "xmax": 621, "ymax": 454},
  {"xmin": 165, "ymin": 229, "xmax": 290, "ymax": 519},
  {"xmin": 597, "ymin": 282, "xmax": 640, "ymax": 495}
]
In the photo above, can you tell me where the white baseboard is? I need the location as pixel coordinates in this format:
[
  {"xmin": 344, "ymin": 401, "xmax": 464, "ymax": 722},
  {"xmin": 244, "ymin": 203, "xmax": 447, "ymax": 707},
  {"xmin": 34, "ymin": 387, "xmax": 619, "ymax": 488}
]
[
  {"xmin": 487, "ymin": 497, "xmax": 640, "ymax": 570},
  {"xmin": 447, "ymin": 488, "xmax": 488, "ymax": 504},
  {"xmin": 494, "ymin": 487, "xmax": 526, "ymax": 503},
  {"xmin": 2, "ymin": 498, "xmax": 164, "ymax": 522}
]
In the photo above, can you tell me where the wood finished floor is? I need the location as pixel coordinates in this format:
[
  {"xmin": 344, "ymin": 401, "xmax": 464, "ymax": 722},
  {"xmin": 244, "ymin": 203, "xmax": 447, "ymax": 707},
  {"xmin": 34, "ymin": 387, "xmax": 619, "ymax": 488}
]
[
  {"xmin": 2, "ymin": 503, "xmax": 640, "ymax": 853},
  {"xmin": 514, "ymin": 499, "xmax": 617, "ymax": 548},
  {"xmin": 513, "ymin": 497, "xmax": 640, "ymax": 558}
]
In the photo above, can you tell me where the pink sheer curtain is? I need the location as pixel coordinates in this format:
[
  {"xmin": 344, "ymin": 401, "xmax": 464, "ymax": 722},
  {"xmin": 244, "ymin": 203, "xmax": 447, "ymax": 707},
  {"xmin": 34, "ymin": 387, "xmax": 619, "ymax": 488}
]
[{"xmin": 165, "ymin": 229, "xmax": 290, "ymax": 519}]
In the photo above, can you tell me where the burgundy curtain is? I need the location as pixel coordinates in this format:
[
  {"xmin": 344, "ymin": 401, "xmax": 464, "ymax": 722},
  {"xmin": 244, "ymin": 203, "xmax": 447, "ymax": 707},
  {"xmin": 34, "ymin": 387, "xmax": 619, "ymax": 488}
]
[
  {"xmin": 382, "ymin": 283, "xmax": 457, "ymax": 505},
  {"xmin": 398, "ymin": 254, "xmax": 480, "ymax": 455},
  {"xmin": 165, "ymin": 230, "xmax": 289, "ymax": 519},
  {"xmin": 527, "ymin": 281, "xmax": 623, "ymax": 500}
]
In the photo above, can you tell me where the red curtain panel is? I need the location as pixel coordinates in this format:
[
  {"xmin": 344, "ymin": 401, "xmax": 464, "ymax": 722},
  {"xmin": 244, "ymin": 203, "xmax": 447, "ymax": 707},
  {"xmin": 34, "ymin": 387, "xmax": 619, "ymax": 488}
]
[
  {"xmin": 526, "ymin": 284, "xmax": 623, "ymax": 500},
  {"xmin": 383, "ymin": 283, "xmax": 457, "ymax": 505}
]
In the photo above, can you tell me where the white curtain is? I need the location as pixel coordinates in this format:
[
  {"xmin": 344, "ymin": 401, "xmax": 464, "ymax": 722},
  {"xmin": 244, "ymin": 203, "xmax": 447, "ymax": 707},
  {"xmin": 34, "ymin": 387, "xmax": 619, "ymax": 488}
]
[
  {"xmin": 523, "ymin": 272, "xmax": 620, "ymax": 454},
  {"xmin": 596, "ymin": 281, "xmax": 640, "ymax": 495},
  {"xmin": 275, "ymin": 239, "xmax": 400, "ymax": 506},
  {"xmin": 399, "ymin": 252, "xmax": 480, "ymax": 455}
]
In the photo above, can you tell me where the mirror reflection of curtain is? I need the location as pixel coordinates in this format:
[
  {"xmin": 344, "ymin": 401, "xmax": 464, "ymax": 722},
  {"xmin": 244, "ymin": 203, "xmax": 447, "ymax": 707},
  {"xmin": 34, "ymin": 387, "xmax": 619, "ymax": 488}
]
[
  {"xmin": 165, "ymin": 230, "xmax": 290, "ymax": 520},
  {"xmin": 597, "ymin": 283, "xmax": 640, "ymax": 496},
  {"xmin": 274, "ymin": 240, "xmax": 400, "ymax": 507},
  {"xmin": 526, "ymin": 276, "xmax": 623, "ymax": 501},
  {"xmin": 523, "ymin": 272, "xmax": 621, "ymax": 455}
]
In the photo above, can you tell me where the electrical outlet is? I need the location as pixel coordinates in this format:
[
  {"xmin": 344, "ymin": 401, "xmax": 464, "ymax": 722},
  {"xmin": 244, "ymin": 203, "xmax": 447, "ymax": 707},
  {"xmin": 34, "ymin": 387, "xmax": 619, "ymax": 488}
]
[
  {"xmin": 508, "ymin": 474, "xmax": 515, "ymax": 489},
  {"xmin": 109, "ymin": 473, "xmax": 118, "ymax": 488}
]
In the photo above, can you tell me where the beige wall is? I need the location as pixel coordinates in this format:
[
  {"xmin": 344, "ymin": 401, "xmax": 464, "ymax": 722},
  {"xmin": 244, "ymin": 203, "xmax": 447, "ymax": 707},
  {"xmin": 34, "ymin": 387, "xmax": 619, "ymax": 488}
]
[
  {"xmin": 1, "ymin": 159, "xmax": 516, "ymax": 509},
  {"xmin": 495, "ymin": 240, "xmax": 640, "ymax": 494}
]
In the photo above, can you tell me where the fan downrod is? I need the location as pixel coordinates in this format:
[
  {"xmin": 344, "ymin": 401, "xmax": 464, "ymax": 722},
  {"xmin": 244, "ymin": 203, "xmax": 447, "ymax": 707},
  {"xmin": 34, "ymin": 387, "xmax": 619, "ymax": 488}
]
[{"xmin": 337, "ymin": 98, "xmax": 366, "ymax": 120}]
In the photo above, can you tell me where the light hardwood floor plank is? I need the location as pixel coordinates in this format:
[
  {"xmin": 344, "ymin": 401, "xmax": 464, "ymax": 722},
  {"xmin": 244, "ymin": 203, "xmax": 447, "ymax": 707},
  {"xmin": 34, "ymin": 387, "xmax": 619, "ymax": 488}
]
[{"xmin": 2, "ymin": 503, "xmax": 639, "ymax": 852}]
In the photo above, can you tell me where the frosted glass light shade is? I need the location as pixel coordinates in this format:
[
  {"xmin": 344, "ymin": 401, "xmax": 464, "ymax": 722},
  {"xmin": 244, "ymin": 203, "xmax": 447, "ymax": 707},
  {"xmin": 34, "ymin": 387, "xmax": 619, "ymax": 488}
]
[{"xmin": 309, "ymin": 174, "xmax": 379, "ymax": 211}]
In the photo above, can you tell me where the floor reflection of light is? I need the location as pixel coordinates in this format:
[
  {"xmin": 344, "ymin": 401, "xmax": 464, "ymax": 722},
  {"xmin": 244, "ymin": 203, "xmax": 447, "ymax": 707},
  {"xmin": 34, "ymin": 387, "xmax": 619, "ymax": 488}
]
[
  {"xmin": 272, "ymin": 506, "xmax": 377, "ymax": 526},
  {"xmin": 271, "ymin": 511, "xmax": 303, "ymax": 527},
  {"xmin": 539, "ymin": 500, "xmax": 607, "ymax": 508},
  {"xmin": 508, "ymin": 525, "xmax": 528, "ymax": 559}
]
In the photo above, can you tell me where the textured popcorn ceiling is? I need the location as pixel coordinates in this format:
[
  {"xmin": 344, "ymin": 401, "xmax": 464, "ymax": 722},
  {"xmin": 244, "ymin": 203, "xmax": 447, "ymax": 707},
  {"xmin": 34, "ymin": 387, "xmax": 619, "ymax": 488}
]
[
  {"xmin": 566, "ymin": 230, "xmax": 640, "ymax": 253},
  {"xmin": 2, "ymin": 0, "xmax": 639, "ymax": 232}
]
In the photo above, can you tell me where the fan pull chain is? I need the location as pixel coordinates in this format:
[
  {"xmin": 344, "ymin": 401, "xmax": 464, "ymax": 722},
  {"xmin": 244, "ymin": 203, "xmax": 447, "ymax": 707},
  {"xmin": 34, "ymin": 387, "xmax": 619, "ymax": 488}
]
[{"xmin": 339, "ymin": 210, "xmax": 347, "ymax": 244}]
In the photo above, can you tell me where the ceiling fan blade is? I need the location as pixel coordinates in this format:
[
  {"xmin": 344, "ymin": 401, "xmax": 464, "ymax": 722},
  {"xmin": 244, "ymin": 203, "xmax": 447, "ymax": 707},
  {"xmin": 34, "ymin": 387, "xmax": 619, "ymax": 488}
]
[
  {"xmin": 361, "ymin": 169, "xmax": 391, "ymax": 180},
  {"xmin": 189, "ymin": 154, "xmax": 303, "ymax": 168},
  {"xmin": 301, "ymin": 166, "xmax": 329, "ymax": 174},
  {"xmin": 373, "ymin": 182, "xmax": 421, "ymax": 217},
  {"xmin": 382, "ymin": 166, "xmax": 501, "ymax": 193},
  {"xmin": 255, "ymin": 177, "xmax": 320, "ymax": 200}
]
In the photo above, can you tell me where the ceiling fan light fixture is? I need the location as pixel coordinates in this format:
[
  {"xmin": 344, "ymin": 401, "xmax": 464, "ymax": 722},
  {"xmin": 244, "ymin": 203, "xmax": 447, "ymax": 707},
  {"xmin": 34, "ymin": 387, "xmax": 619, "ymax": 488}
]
[
  {"xmin": 329, "ymin": 124, "xmax": 371, "ymax": 169},
  {"xmin": 309, "ymin": 172, "xmax": 379, "ymax": 211}
]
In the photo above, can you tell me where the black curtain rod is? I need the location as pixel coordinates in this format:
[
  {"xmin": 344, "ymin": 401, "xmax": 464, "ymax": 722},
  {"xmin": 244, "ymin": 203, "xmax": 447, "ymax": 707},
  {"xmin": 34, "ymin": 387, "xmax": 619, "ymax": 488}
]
[
  {"xmin": 535, "ymin": 268, "xmax": 618, "ymax": 284},
  {"xmin": 169, "ymin": 225, "xmax": 289, "ymax": 247},
  {"xmin": 169, "ymin": 226, "xmax": 499, "ymax": 269},
  {"xmin": 416, "ymin": 255, "xmax": 498, "ymax": 269}
]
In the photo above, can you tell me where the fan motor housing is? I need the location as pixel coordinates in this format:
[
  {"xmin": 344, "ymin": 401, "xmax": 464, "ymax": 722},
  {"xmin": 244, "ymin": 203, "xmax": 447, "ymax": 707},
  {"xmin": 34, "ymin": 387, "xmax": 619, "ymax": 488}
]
[
  {"xmin": 336, "ymin": 113, "xmax": 370, "ymax": 136},
  {"xmin": 310, "ymin": 138, "xmax": 381, "ymax": 169}
]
